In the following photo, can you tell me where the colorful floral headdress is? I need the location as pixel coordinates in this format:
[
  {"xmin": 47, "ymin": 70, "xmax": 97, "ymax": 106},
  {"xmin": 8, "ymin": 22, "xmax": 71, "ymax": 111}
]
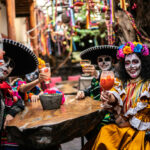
[
  {"xmin": 38, "ymin": 57, "xmax": 46, "ymax": 69},
  {"xmin": 117, "ymin": 42, "xmax": 149, "ymax": 59}
]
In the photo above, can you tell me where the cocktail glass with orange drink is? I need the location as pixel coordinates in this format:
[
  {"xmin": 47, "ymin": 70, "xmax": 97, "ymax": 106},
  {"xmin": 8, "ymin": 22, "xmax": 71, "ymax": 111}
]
[
  {"xmin": 40, "ymin": 63, "xmax": 51, "ymax": 84},
  {"xmin": 80, "ymin": 59, "xmax": 91, "ymax": 76},
  {"xmin": 100, "ymin": 71, "xmax": 114, "ymax": 108}
]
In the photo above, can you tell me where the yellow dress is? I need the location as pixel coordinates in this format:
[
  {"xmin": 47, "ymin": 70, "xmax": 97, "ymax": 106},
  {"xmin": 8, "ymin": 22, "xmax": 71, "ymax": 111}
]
[{"xmin": 92, "ymin": 78, "xmax": 150, "ymax": 150}]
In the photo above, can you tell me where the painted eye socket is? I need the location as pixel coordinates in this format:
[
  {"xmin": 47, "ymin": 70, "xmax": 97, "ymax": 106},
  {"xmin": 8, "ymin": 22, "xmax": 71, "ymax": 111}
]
[
  {"xmin": 125, "ymin": 61, "xmax": 130, "ymax": 65},
  {"xmin": 105, "ymin": 57, "xmax": 111, "ymax": 62},
  {"xmin": 9, "ymin": 60, "xmax": 15, "ymax": 68},
  {"xmin": 98, "ymin": 57, "xmax": 111, "ymax": 62},
  {"xmin": 4, "ymin": 56, "xmax": 15, "ymax": 69},
  {"xmin": 98, "ymin": 58, "xmax": 103, "ymax": 62},
  {"xmin": 4, "ymin": 56, "xmax": 9, "ymax": 63},
  {"xmin": 132, "ymin": 59, "xmax": 139, "ymax": 64}
]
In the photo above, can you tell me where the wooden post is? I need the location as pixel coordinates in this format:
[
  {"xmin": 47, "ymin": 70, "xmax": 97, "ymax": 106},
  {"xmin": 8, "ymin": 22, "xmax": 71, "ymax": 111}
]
[
  {"xmin": 6, "ymin": 0, "xmax": 16, "ymax": 40},
  {"xmin": 29, "ymin": 0, "xmax": 38, "ymax": 56}
]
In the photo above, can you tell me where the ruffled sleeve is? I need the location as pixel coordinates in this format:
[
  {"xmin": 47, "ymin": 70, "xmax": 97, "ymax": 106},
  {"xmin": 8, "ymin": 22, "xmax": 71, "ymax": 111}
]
[
  {"xmin": 109, "ymin": 78, "xmax": 125, "ymax": 106},
  {"xmin": 124, "ymin": 81, "xmax": 150, "ymax": 130}
]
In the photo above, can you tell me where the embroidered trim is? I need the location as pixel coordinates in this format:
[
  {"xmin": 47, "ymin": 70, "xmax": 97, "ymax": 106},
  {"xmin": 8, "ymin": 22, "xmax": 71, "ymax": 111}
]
[
  {"xmin": 129, "ymin": 116, "xmax": 150, "ymax": 130},
  {"xmin": 109, "ymin": 91, "xmax": 123, "ymax": 106},
  {"xmin": 124, "ymin": 102, "xmax": 148, "ymax": 117},
  {"xmin": 140, "ymin": 90, "xmax": 150, "ymax": 98}
]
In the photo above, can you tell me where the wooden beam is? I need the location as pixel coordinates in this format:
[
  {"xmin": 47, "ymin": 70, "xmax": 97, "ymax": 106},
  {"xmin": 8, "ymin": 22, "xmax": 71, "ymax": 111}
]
[
  {"xmin": 29, "ymin": 1, "xmax": 38, "ymax": 56},
  {"xmin": 6, "ymin": 0, "xmax": 16, "ymax": 40}
]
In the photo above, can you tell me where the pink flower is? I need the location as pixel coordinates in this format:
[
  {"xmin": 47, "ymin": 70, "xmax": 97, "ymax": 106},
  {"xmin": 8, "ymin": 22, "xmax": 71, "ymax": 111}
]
[
  {"xmin": 43, "ymin": 88, "xmax": 65, "ymax": 105},
  {"xmin": 126, "ymin": 42, "xmax": 135, "ymax": 51},
  {"xmin": 142, "ymin": 45, "xmax": 149, "ymax": 56},
  {"xmin": 117, "ymin": 49, "xmax": 125, "ymax": 59}
]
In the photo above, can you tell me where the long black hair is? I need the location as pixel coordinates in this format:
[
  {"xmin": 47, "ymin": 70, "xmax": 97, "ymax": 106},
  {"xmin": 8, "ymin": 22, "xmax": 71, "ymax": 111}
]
[{"xmin": 118, "ymin": 53, "xmax": 150, "ymax": 83}]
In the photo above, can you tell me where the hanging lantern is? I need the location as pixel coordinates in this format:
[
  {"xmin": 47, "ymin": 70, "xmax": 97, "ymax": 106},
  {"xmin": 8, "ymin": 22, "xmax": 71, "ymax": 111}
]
[
  {"xmin": 99, "ymin": 5, "xmax": 108, "ymax": 12},
  {"xmin": 73, "ymin": 0, "xmax": 84, "ymax": 6},
  {"xmin": 120, "ymin": 0, "xmax": 127, "ymax": 10}
]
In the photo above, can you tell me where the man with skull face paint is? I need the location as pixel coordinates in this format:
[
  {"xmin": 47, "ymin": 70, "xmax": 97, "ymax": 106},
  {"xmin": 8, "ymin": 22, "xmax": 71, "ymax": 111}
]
[
  {"xmin": 76, "ymin": 45, "xmax": 118, "ymax": 101},
  {"xmin": 92, "ymin": 42, "xmax": 150, "ymax": 150},
  {"xmin": 76, "ymin": 45, "xmax": 118, "ymax": 144},
  {"xmin": 0, "ymin": 38, "xmax": 38, "ymax": 150}
]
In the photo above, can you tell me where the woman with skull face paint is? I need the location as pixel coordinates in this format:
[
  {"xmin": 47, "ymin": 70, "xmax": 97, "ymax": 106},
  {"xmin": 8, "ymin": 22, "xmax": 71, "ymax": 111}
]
[
  {"xmin": 0, "ymin": 39, "xmax": 38, "ymax": 150},
  {"xmin": 92, "ymin": 42, "xmax": 150, "ymax": 150}
]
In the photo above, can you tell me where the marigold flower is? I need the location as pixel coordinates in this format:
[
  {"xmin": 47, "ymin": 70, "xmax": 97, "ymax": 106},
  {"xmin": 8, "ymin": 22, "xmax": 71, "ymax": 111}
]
[{"xmin": 123, "ymin": 46, "xmax": 133, "ymax": 55}]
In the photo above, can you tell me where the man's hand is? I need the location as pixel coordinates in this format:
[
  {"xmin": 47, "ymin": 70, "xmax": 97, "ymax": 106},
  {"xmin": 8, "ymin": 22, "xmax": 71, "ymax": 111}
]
[
  {"xmin": 38, "ymin": 72, "xmax": 50, "ymax": 83},
  {"xmin": 76, "ymin": 91, "xmax": 85, "ymax": 100},
  {"xmin": 31, "ymin": 95, "xmax": 39, "ymax": 102},
  {"xmin": 4, "ymin": 114, "xmax": 14, "ymax": 129},
  {"xmin": 82, "ymin": 65, "xmax": 98, "ymax": 78}
]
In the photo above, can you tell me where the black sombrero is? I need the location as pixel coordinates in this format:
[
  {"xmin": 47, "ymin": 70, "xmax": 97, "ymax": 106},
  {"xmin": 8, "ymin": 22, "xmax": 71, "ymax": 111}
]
[
  {"xmin": 2, "ymin": 38, "xmax": 38, "ymax": 76},
  {"xmin": 80, "ymin": 45, "xmax": 119, "ymax": 64}
]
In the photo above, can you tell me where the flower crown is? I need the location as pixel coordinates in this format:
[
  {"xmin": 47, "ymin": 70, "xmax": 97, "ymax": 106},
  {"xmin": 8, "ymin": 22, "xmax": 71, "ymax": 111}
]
[
  {"xmin": 38, "ymin": 57, "xmax": 46, "ymax": 69},
  {"xmin": 117, "ymin": 42, "xmax": 149, "ymax": 59}
]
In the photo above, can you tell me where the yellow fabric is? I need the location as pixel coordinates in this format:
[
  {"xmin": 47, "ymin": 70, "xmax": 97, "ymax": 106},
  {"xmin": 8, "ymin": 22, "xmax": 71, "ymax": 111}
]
[
  {"xmin": 92, "ymin": 124, "xmax": 150, "ymax": 150},
  {"xmin": 92, "ymin": 78, "xmax": 150, "ymax": 150},
  {"xmin": 110, "ymin": 78, "xmax": 150, "ymax": 124}
]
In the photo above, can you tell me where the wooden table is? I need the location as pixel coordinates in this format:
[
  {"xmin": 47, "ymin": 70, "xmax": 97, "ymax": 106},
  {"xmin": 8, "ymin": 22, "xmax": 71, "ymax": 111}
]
[
  {"xmin": 7, "ymin": 95, "xmax": 105, "ymax": 149},
  {"xmin": 55, "ymin": 80, "xmax": 79, "ymax": 95}
]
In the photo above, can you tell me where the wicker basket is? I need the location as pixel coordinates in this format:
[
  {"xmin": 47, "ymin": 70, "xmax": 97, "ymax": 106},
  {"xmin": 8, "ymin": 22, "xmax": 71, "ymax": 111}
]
[{"xmin": 39, "ymin": 94, "xmax": 62, "ymax": 110}]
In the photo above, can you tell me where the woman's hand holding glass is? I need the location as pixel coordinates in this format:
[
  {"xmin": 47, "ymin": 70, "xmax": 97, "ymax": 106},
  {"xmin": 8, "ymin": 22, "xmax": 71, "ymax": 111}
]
[
  {"xmin": 100, "ymin": 91, "xmax": 116, "ymax": 109},
  {"xmin": 100, "ymin": 71, "xmax": 115, "ymax": 108}
]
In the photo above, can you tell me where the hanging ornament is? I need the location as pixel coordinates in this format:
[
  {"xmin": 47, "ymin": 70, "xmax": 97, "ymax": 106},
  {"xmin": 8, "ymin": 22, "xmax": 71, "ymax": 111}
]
[
  {"xmin": 104, "ymin": 0, "xmax": 114, "ymax": 45},
  {"xmin": 52, "ymin": 0, "xmax": 56, "ymax": 26},
  {"xmin": 99, "ymin": 5, "xmax": 108, "ymax": 12},
  {"xmin": 132, "ymin": 3, "xmax": 137, "ymax": 10},
  {"xmin": 73, "ymin": 0, "xmax": 84, "ymax": 6},
  {"xmin": 69, "ymin": 0, "xmax": 75, "ymax": 27},
  {"xmin": 120, "ymin": 0, "xmax": 127, "ymax": 10},
  {"xmin": 86, "ymin": 0, "xmax": 90, "ymax": 29}
]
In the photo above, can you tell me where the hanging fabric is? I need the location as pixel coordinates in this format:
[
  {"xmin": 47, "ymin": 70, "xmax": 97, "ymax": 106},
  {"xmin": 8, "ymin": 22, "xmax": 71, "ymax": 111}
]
[
  {"xmin": 52, "ymin": 0, "xmax": 56, "ymax": 26},
  {"xmin": 73, "ymin": 0, "xmax": 84, "ymax": 6},
  {"xmin": 120, "ymin": 0, "xmax": 127, "ymax": 10},
  {"xmin": 69, "ymin": 0, "xmax": 75, "ymax": 26},
  {"xmin": 40, "ymin": 31, "xmax": 47, "ymax": 56},
  {"xmin": 47, "ymin": 29, "xmax": 52, "ymax": 55},
  {"xmin": 86, "ymin": 0, "xmax": 90, "ymax": 29}
]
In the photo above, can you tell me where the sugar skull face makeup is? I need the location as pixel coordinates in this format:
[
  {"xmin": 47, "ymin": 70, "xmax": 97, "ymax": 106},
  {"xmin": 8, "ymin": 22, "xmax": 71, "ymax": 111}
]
[
  {"xmin": 125, "ymin": 53, "xmax": 141, "ymax": 79},
  {"xmin": 97, "ymin": 55, "xmax": 112, "ymax": 71},
  {"xmin": 0, "ymin": 57, "xmax": 15, "ymax": 80}
]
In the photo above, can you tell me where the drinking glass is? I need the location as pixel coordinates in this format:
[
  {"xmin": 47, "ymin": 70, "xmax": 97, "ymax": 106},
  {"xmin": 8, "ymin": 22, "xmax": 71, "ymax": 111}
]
[
  {"xmin": 41, "ymin": 63, "xmax": 51, "ymax": 84},
  {"xmin": 80, "ymin": 59, "xmax": 91, "ymax": 76},
  {"xmin": 100, "ymin": 71, "xmax": 114, "ymax": 108}
]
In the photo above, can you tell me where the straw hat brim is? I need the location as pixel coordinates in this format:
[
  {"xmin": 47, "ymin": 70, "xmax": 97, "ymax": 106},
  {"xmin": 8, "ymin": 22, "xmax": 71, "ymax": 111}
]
[
  {"xmin": 3, "ymin": 39, "xmax": 38, "ymax": 76},
  {"xmin": 80, "ymin": 45, "xmax": 118, "ymax": 64}
]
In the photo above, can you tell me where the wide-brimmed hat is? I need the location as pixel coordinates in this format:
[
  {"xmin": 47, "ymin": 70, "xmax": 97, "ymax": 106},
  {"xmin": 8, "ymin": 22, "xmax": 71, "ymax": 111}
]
[
  {"xmin": 80, "ymin": 45, "xmax": 118, "ymax": 64},
  {"xmin": 2, "ymin": 38, "xmax": 38, "ymax": 76}
]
